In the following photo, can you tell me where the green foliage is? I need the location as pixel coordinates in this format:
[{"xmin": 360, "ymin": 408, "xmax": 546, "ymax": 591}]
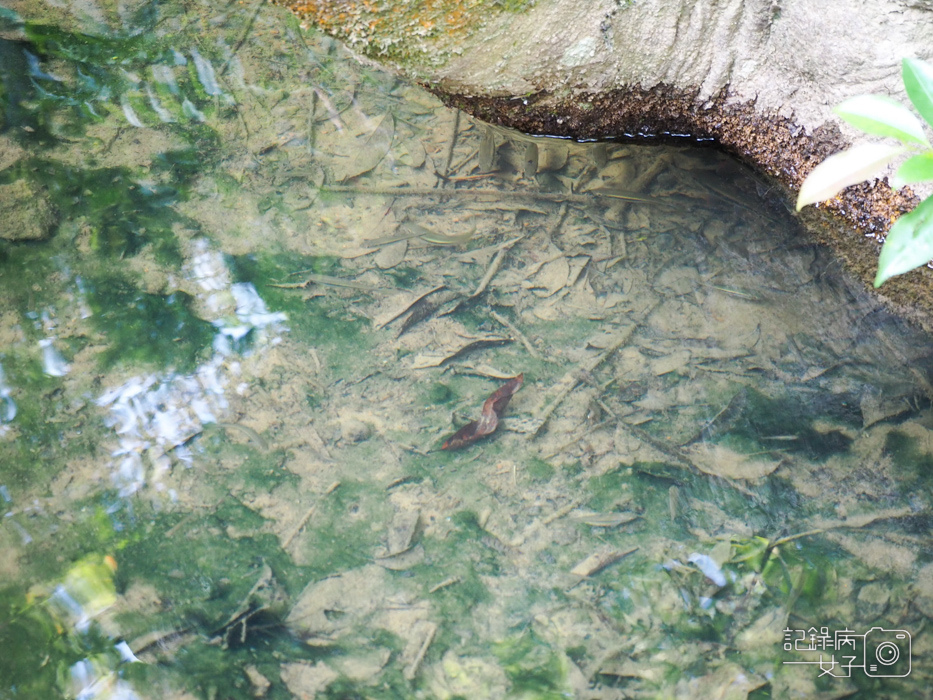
[
  {"xmin": 0, "ymin": 7, "xmax": 227, "ymax": 146},
  {"xmin": 26, "ymin": 159, "xmax": 190, "ymax": 262},
  {"xmin": 875, "ymin": 195, "xmax": 933, "ymax": 285},
  {"xmin": 836, "ymin": 94, "xmax": 928, "ymax": 146},
  {"xmin": 0, "ymin": 555, "xmax": 125, "ymax": 700},
  {"xmin": 87, "ymin": 277, "xmax": 215, "ymax": 372},
  {"xmin": 796, "ymin": 58, "xmax": 933, "ymax": 287}
]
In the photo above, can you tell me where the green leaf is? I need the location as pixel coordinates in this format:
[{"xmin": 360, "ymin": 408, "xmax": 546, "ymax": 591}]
[
  {"xmin": 903, "ymin": 57, "xmax": 933, "ymax": 129},
  {"xmin": 796, "ymin": 143, "xmax": 905, "ymax": 211},
  {"xmin": 874, "ymin": 195, "xmax": 933, "ymax": 287},
  {"xmin": 835, "ymin": 95, "xmax": 929, "ymax": 146},
  {"xmin": 893, "ymin": 152, "xmax": 933, "ymax": 188}
]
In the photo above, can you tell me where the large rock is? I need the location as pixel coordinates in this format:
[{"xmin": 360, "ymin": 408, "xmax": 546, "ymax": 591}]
[{"xmin": 277, "ymin": 0, "xmax": 933, "ymax": 322}]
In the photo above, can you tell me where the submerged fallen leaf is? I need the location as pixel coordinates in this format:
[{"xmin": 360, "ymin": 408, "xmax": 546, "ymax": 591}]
[
  {"xmin": 384, "ymin": 508, "xmax": 421, "ymax": 557},
  {"xmin": 375, "ymin": 543, "xmax": 425, "ymax": 571},
  {"xmin": 478, "ymin": 126, "xmax": 497, "ymax": 172},
  {"xmin": 521, "ymin": 141, "xmax": 539, "ymax": 178},
  {"xmin": 568, "ymin": 511, "xmax": 640, "ymax": 528},
  {"xmin": 397, "ymin": 138, "xmax": 426, "ymax": 168},
  {"xmin": 442, "ymin": 374, "xmax": 523, "ymax": 450},
  {"xmin": 373, "ymin": 239, "xmax": 407, "ymax": 269},
  {"xmin": 684, "ymin": 442, "xmax": 781, "ymax": 481},
  {"xmin": 334, "ymin": 114, "xmax": 395, "ymax": 182},
  {"xmin": 570, "ymin": 546, "xmax": 639, "ymax": 577},
  {"xmin": 411, "ymin": 334, "xmax": 511, "ymax": 369},
  {"xmin": 526, "ymin": 256, "xmax": 571, "ymax": 297},
  {"xmin": 373, "ymin": 285, "xmax": 446, "ymax": 330}
]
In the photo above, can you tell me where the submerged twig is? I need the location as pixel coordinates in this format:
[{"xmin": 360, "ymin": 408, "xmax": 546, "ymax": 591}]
[
  {"xmin": 207, "ymin": 421, "xmax": 268, "ymax": 451},
  {"xmin": 308, "ymin": 88, "xmax": 318, "ymax": 152},
  {"xmin": 540, "ymin": 498, "xmax": 585, "ymax": 526},
  {"xmin": 627, "ymin": 151, "xmax": 672, "ymax": 193},
  {"xmin": 541, "ymin": 419, "xmax": 613, "ymax": 460},
  {"xmin": 220, "ymin": 0, "xmax": 266, "ymax": 76},
  {"xmin": 374, "ymin": 285, "xmax": 446, "ymax": 330},
  {"xmin": 599, "ymin": 221, "xmax": 625, "ymax": 260},
  {"xmin": 403, "ymin": 622, "xmax": 437, "ymax": 681},
  {"xmin": 471, "ymin": 236, "xmax": 523, "ymax": 298},
  {"xmin": 282, "ymin": 505, "xmax": 315, "ymax": 551},
  {"xmin": 530, "ymin": 324, "xmax": 638, "ymax": 437},
  {"xmin": 282, "ymin": 481, "xmax": 340, "ymax": 549},
  {"xmin": 271, "ymin": 272, "xmax": 382, "ymax": 291},
  {"xmin": 490, "ymin": 310, "xmax": 540, "ymax": 359},
  {"xmin": 769, "ymin": 529, "xmax": 824, "ymax": 549},
  {"xmin": 428, "ymin": 576, "xmax": 461, "ymax": 593},
  {"xmin": 682, "ymin": 387, "xmax": 748, "ymax": 446},
  {"xmin": 570, "ymin": 546, "xmax": 639, "ymax": 578},
  {"xmin": 319, "ymin": 184, "xmax": 653, "ymax": 204},
  {"xmin": 769, "ymin": 506, "xmax": 920, "ymax": 550}
]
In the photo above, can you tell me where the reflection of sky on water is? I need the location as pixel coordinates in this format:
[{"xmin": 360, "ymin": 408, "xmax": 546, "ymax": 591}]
[
  {"xmin": 96, "ymin": 239, "xmax": 287, "ymax": 497},
  {"xmin": 2, "ymin": 1, "xmax": 933, "ymax": 698},
  {"xmin": 0, "ymin": 365, "xmax": 15, "ymax": 435}
]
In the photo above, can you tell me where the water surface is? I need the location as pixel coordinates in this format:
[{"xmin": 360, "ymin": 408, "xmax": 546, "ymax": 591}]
[{"xmin": 0, "ymin": 1, "xmax": 931, "ymax": 698}]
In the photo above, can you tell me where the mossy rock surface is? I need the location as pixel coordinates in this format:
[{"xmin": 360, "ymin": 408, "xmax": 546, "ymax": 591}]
[{"xmin": 0, "ymin": 179, "xmax": 56, "ymax": 241}]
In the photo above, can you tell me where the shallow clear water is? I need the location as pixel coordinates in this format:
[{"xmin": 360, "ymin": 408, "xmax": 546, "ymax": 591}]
[{"xmin": 1, "ymin": 1, "xmax": 932, "ymax": 699}]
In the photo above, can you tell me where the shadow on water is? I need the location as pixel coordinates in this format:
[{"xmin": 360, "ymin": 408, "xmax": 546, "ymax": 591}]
[{"xmin": 0, "ymin": 1, "xmax": 931, "ymax": 698}]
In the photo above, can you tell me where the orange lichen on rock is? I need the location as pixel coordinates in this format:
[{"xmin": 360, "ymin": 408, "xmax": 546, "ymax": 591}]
[{"xmin": 271, "ymin": 0, "xmax": 518, "ymax": 63}]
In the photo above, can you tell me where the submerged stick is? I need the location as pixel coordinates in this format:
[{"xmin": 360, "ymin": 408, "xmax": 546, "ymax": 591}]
[
  {"xmin": 319, "ymin": 184, "xmax": 653, "ymax": 204},
  {"xmin": 271, "ymin": 272, "xmax": 381, "ymax": 291},
  {"xmin": 428, "ymin": 576, "xmax": 461, "ymax": 593},
  {"xmin": 211, "ymin": 421, "xmax": 268, "ymax": 450},
  {"xmin": 530, "ymin": 299, "xmax": 661, "ymax": 439},
  {"xmin": 471, "ymin": 237, "xmax": 522, "ymax": 298},
  {"xmin": 530, "ymin": 325, "xmax": 636, "ymax": 437},
  {"xmin": 490, "ymin": 310, "xmax": 541, "ymax": 359},
  {"xmin": 403, "ymin": 622, "xmax": 437, "ymax": 681},
  {"xmin": 282, "ymin": 481, "xmax": 340, "ymax": 549}
]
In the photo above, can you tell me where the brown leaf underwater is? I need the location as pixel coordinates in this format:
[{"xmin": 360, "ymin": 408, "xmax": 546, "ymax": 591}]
[{"xmin": 441, "ymin": 374, "xmax": 523, "ymax": 450}]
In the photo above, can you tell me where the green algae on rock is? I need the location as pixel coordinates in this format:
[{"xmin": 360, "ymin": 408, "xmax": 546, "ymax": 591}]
[{"xmin": 0, "ymin": 179, "xmax": 56, "ymax": 241}]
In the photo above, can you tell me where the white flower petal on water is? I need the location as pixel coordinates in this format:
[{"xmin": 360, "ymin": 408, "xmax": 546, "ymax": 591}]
[{"xmin": 0, "ymin": 364, "xmax": 16, "ymax": 423}]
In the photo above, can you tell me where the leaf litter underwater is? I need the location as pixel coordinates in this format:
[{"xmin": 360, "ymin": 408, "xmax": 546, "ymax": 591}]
[{"xmin": 0, "ymin": 2, "xmax": 933, "ymax": 698}]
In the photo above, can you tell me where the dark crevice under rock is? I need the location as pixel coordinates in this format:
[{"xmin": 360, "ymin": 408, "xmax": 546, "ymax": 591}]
[{"xmin": 433, "ymin": 84, "xmax": 933, "ymax": 330}]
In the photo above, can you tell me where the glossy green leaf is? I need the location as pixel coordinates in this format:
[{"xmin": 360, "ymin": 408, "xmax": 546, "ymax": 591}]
[
  {"xmin": 874, "ymin": 195, "xmax": 933, "ymax": 286},
  {"xmin": 893, "ymin": 152, "xmax": 933, "ymax": 188},
  {"xmin": 835, "ymin": 94, "xmax": 929, "ymax": 146},
  {"xmin": 903, "ymin": 57, "xmax": 933, "ymax": 129},
  {"xmin": 796, "ymin": 143, "xmax": 905, "ymax": 211}
]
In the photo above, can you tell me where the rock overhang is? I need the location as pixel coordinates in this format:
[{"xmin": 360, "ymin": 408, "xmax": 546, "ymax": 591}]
[{"xmin": 275, "ymin": 0, "xmax": 933, "ymax": 325}]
